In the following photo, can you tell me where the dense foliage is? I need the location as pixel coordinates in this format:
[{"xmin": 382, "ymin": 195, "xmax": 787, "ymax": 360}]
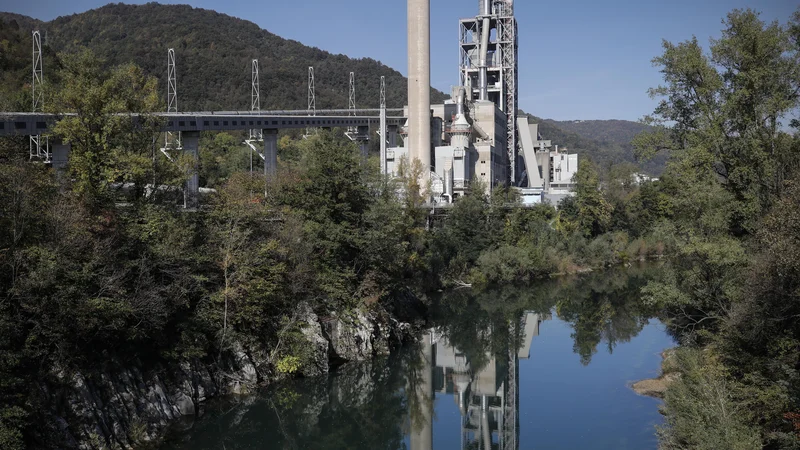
[{"xmin": 629, "ymin": 8, "xmax": 800, "ymax": 449}]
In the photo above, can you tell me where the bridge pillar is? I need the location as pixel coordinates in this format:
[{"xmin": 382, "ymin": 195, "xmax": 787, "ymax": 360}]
[
  {"xmin": 388, "ymin": 125, "xmax": 398, "ymax": 148},
  {"xmin": 182, "ymin": 131, "xmax": 200, "ymax": 208},
  {"xmin": 263, "ymin": 129, "xmax": 278, "ymax": 178},
  {"xmin": 51, "ymin": 141, "xmax": 71, "ymax": 170},
  {"xmin": 357, "ymin": 125, "xmax": 369, "ymax": 161}
]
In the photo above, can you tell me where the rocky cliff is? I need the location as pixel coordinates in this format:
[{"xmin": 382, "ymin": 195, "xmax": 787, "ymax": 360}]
[{"xmin": 43, "ymin": 300, "xmax": 424, "ymax": 450}]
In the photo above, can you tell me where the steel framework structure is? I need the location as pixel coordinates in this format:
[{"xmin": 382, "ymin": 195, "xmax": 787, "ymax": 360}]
[
  {"xmin": 164, "ymin": 48, "xmax": 181, "ymax": 151},
  {"xmin": 307, "ymin": 67, "xmax": 316, "ymax": 116},
  {"xmin": 380, "ymin": 75, "xmax": 386, "ymax": 109},
  {"xmin": 497, "ymin": 0, "xmax": 518, "ymax": 184},
  {"xmin": 348, "ymin": 72, "xmax": 356, "ymax": 115},
  {"xmin": 30, "ymin": 30, "xmax": 49, "ymax": 161},
  {"xmin": 249, "ymin": 59, "xmax": 262, "ymax": 140},
  {"xmin": 459, "ymin": 0, "xmax": 518, "ymax": 184}
]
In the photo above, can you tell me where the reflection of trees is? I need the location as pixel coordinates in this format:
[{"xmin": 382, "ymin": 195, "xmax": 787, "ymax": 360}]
[
  {"xmin": 169, "ymin": 264, "xmax": 664, "ymax": 449},
  {"xmin": 554, "ymin": 265, "xmax": 662, "ymax": 365},
  {"xmin": 432, "ymin": 263, "xmax": 663, "ymax": 367},
  {"xmin": 168, "ymin": 358, "xmax": 409, "ymax": 449}
]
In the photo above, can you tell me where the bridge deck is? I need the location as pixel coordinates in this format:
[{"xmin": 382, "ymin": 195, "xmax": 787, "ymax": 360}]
[{"xmin": 0, "ymin": 110, "xmax": 407, "ymax": 137}]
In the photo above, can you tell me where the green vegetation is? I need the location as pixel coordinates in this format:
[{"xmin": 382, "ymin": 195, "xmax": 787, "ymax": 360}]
[
  {"xmin": 632, "ymin": 8, "xmax": 800, "ymax": 449},
  {"xmin": 1, "ymin": 3, "xmax": 799, "ymax": 450},
  {"xmin": 0, "ymin": 42, "xmax": 436, "ymax": 446}
]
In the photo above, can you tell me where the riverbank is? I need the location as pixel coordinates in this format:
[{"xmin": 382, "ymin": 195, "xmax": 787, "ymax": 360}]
[
  {"xmin": 39, "ymin": 296, "xmax": 427, "ymax": 450},
  {"xmin": 631, "ymin": 348, "xmax": 679, "ymax": 399}
]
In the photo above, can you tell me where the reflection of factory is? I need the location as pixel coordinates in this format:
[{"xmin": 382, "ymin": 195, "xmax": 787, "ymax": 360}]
[
  {"xmin": 393, "ymin": 0, "xmax": 578, "ymax": 205},
  {"xmin": 409, "ymin": 312, "xmax": 541, "ymax": 450}
]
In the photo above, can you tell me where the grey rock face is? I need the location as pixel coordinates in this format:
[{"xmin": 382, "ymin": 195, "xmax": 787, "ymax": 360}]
[{"xmin": 49, "ymin": 300, "xmax": 422, "ymax": 449}]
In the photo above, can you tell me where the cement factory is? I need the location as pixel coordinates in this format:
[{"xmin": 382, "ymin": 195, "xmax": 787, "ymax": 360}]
[
  {"xmin": 387, "ymin": 0, "xmax": 578, "ymax": 205},
  {"xmin": 4, "ymin": 0, "xmax": 580, "ymax": 207}
]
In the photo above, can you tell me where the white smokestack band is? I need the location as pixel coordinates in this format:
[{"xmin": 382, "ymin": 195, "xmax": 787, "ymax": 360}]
[{"xmin": 408, "ymin": 0, "xmax": 431, "ymax": 179}]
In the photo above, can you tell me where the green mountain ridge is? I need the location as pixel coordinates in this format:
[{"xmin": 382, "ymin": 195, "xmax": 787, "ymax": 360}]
[{"xmin": 0, "ymin": 3, "xmax": 448, "ymax": 112}]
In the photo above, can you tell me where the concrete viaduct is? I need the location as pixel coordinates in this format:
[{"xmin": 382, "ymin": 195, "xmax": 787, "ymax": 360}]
[{"xmin": 0, "ymin": 109, "xmax": 407, "ymax": 206}]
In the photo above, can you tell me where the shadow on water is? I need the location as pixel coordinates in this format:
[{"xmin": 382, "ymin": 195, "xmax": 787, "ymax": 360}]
[{"xmin": 162, "ymin": 263, "xmax": 668, "ymax": 450}]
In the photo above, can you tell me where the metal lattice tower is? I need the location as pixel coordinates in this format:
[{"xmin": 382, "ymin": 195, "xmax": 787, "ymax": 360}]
[
  {"xmin": 348, "ymin": 72, "xmax": 356, "ymax": 116},
  {"xmin": 165, "ymin": 48, "xmax": 181, "ymax": 150},
  {"xmin": 459, "ymin": 0, "xmax": 519, "ymax": 184},
  {"xmin": 249, "ymin": 59, "xmax": 262, "ymax": 140},
  {"xmin": 30, "ymin": 30, "xmax": 49, "ymax": 161},
  {"xmin": 380, "ymin": 76, "xmax": 386, "ymax": 109},
  {"xmin": 498, "ymin": 0, "xmax": 518, "ymax": 184},
  {"xmin": 307, "ymin": 67, "xmax": 316, "ymax": 116}
]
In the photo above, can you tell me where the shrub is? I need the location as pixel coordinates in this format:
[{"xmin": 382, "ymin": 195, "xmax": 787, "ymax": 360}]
[{"xmin": 658, "ymin": 348, "xmax": 762, "ymax": 450}]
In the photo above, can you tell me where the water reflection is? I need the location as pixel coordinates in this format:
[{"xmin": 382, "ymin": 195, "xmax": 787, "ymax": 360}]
[
  {"xmin": 407, "ymin": 264, "xmax": 661, "ymax": 450},
  {"xmin": 409, "ymin": 316, "xmax": 539, "ymax": 450},
  {"xmin": 163, "ymin": 264, "xmax": 667, "ymax": 450}
]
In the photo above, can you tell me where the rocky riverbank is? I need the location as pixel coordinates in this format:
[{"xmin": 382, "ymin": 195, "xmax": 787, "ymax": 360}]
[{"xmin": 40, "ymin": 297, "xmax": 426, "ymax": 450}]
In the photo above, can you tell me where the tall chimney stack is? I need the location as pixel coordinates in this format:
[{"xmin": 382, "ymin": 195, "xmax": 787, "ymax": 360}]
[{"xmin": 407, "ymin": 0, "xmax": 431, "ymax": 182}]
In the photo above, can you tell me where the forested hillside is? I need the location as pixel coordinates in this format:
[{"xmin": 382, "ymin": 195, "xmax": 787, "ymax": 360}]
[
  {"xmin": 523, "ymin": 113, "xmax": 667, "ymax": 175},
  {"xmin": 0, "ymin": 3, "xmax": 448, "ymax": 112},
  {"xmin": 548, "ymin": 119, "xmax": 651, "ymax": 146}
]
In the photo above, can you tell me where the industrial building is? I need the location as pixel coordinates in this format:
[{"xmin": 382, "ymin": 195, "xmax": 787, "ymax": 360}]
[{"xmin": 394, "ymin": 0, "xmax": 579, "ymax": 205}]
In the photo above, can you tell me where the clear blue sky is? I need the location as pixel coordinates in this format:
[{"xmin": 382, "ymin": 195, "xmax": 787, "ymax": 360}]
[{"xmin": 1, "ymin": 0, "xmax": 796, "ymax": 121}]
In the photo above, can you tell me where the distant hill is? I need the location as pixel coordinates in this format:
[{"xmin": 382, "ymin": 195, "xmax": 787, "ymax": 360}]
[
  {"xmin": 0, "ymin": 3, "xmax": 448, "ymax": 112},
  {"xmin": 521, "ymin": 114, "xmax": 667, "ymax": 175}
]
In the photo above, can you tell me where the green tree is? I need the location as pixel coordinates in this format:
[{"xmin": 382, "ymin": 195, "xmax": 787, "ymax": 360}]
[
  {"xmin": 569, "ymin": 159, "xmax": 613, "ymax": 237},
  {"xmin": 50, "ymin": 49, "xmax": 164, "ymax": 209},
  {"xmin": 636, "ymin": 8, "xmax": 800, "ymax": 234}
]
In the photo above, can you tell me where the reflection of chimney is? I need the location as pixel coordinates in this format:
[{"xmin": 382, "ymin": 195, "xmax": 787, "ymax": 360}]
[
  {"xmin": 410, "ymin": 330, "xmax": 434, "ymax": 450},
  {"xmin": 408, "ymin": 0, "xmax": 431, "ymax": 177}
]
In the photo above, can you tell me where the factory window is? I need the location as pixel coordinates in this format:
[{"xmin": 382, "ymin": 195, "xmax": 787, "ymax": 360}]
[
  {"xmin": 214, "ymin": 121, "xmax": 219, "ymax": 126},
  {"xmin": 190, "ymin": 121, "xmax": 197, "ymax": 127},
  {"xmin": 257, "ymin": 121, "xmax": 262, "ymax": 125},
  {"xmin": 179, "ymin": 121, "xmax": 185, "ymax": 126},
  {"xmin": 168, "ymin": 121, "xmax": 174, "ymax": 127},
  {"xmin": 294, "ymin": 121, "xmax": 299, "ymax": 125},
  {"xmin": 36, "ymin": 122, "xmax": 47, "ymax": 129},
  {"xmin": 272, "ymin": 121, "xmax": 278, "ymax": 125},
  {"xmin": 249, "ymin": 121, "xmax": 254, "ymax": 126},
  {"xmin": 232, "ymin": 121, "xmax": 237, "ymax": 126},
  {"xmin": 204, "ymin": 121, "xmax": 209, "ymax": 126},
  {"xmin": 15, "ymin": 122, "xmax": 26, "ymax": 129},
  {"xmin": 223, "ymin": 121, "xmax": 229, "ymax": 126},
  {"xmin": 282, "ymin": 121, "xmax": 286, "ymax": 125},
  {"xmin": 0, "ymin": 123, "xmax": 4, "ymax": 129}
]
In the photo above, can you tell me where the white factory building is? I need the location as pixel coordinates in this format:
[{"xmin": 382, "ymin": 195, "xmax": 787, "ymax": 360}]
[{"xmin": 388, "ymin": 0, "xmax": 578, "ymax": 206}]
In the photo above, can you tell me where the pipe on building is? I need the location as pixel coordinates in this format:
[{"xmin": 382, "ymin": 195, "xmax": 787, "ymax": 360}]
[
  {"xmin": 456, "ymin": 86, "xmax": 466, "ymax": 116},
  {"xmin": 479, "ymin": 16, "xmax": 491, "ymax": 101},
  {"xmin": 408, "ymin": 0, "xmax": 432, "ymax": 178}
]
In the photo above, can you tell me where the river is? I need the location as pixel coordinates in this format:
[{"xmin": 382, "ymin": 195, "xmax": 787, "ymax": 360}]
[{"xmin": 162, "ymin": 264, "xmax": 674, "ymax": 449}]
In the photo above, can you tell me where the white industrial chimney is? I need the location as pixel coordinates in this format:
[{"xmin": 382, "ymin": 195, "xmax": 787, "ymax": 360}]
[{"xmin": 407, "ymin": 0, "xmax": 431, "ymax": 181}]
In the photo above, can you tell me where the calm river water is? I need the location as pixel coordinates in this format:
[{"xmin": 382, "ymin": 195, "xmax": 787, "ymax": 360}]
[{"xmin": 162, "ymin": 265, "xmax": 674, "ymax": 450}]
